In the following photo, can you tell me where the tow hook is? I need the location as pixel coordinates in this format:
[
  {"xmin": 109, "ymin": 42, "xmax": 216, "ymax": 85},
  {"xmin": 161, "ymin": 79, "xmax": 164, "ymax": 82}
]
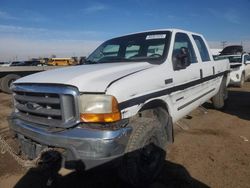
[{"xmin": 37, "ymin": 150, "xmax": 63, "ymax": 187}]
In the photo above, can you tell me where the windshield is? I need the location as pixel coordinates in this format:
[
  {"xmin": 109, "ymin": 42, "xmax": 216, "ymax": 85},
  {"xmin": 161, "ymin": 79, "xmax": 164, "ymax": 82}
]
[
  {"xmin": 217, "ymin": 55, "xmax": 242, "ymax": 63},
  {"xmin": 86, "ymin": 31, "xmax": 171, "ymax": 64}
]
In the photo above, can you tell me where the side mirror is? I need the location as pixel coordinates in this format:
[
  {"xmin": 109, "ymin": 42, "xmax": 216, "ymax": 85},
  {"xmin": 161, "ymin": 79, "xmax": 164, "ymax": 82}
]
[
  {"xmin": 79, "ymin": 56, "xmax": 86, "ymax": 65},
  {"xmin": 173, "ymin": 47, "xmax": 191, "ymax": 70}
]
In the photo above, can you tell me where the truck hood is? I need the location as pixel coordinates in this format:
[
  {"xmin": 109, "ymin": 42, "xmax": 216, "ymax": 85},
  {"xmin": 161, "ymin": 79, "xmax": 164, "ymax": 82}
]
[{"xmin": 15, "ymin": 62, "xmax": 154, "ymax": 92}]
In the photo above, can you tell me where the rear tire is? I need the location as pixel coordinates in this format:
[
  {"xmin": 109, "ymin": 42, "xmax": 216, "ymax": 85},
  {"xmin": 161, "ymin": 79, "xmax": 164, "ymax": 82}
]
[
  {"xmin": 119, "ymin": 115, "xmax": 166, "ymax": 187},
  {"xmin": 0, "ymin": 74, "xmax": 20, "ymax": 94},
  {"xmin": 212, "ymin": 77, "xmax": 228, "ymax": 109}
]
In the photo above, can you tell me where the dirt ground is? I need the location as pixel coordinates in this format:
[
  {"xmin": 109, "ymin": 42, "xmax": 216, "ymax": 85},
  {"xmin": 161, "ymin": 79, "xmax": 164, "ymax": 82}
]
[{"xmin": 0, "ymin": 83, "xmax": 250, "ymax": 188}]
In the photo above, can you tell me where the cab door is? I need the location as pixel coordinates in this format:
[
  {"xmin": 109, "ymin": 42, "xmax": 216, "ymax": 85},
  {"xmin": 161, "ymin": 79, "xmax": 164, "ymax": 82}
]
[
  {"xmin": 170, "ymin": 32, "xmax": 202, "ymax": 119},
  {"xmin": 191, "ymin": 34, "xmax": 218, "ymax": 95}
]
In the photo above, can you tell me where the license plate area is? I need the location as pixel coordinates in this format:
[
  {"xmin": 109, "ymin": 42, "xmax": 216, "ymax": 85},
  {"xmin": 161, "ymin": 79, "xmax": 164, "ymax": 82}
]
[{"xmin": 18, "ymin": 134, "xmax": 48, "ymax": 159}]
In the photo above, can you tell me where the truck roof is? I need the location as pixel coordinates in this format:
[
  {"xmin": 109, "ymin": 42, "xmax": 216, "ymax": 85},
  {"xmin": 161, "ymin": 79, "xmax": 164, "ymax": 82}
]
[{"xmin": 116, "ymin": 28, "xmax": 202, "ymax": 39}]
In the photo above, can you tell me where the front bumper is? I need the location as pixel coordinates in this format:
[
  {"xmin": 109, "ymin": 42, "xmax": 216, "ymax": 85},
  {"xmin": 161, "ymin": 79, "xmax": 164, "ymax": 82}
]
[{"xmin": 9, "ymin": 117, "xmax": 132, "ymax": 169}]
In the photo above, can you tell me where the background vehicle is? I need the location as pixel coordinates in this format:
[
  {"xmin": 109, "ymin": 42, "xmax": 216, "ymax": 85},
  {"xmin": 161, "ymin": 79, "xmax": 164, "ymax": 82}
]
[
  {"xmin": 0, "ymin": 62, "xmax": 10, "ymax": 66},
  {"xmin": 47, "ymin": 58, "xmax": 76, "ymax": 66},
  {"xmin": 220, "ymin": 45, "xmax": 243, "ymax": 55},
  {"xmin": 0, "ymin": 66, "xmax": 63, "ymax": 93},
  {"xmin": 8, "ymin": 29, "xmax": 230, "ymax": 186},
  {"xmin": 10, "ymin": 60, "xmax": 44, "ymax": 66},
  {"xmin": 218, "ymin": 46, "xmax": 250, "ymax": 87}
]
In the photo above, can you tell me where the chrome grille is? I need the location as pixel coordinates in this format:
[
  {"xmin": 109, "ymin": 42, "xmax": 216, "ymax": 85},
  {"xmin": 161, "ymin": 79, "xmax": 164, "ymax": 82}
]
[{"xmin": 12, "ymin": 84, "xmax": 80, "ymax": 128}]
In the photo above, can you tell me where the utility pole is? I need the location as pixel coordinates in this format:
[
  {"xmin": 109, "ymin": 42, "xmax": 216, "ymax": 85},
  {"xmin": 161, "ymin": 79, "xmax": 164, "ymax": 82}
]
[
  {"xmin": 221, "ymin": 41, "xmax": 227, "ymax": 48},
  {"xmin": 240, "ymin": 41, "xmax": 245, "ymax": 52}
]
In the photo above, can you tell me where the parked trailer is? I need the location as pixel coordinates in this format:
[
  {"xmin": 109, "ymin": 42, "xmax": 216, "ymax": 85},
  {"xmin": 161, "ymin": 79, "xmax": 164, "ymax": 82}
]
[{"xmin": 0, "ymin": 66, "xmax": 64, "ymax": 93}]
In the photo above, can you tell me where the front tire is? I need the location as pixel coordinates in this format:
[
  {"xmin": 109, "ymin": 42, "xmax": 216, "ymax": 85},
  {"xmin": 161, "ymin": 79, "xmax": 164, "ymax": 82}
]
[{"xmin": 119, "ymin": 116, "xmax": 166, "ymax": 187}]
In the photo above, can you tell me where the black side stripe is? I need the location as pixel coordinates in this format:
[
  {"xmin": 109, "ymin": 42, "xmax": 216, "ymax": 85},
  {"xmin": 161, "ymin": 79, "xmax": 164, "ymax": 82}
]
[
  {"xmin": 177, "ymin": 88, "xmax": 215, "ymax": 111},
  {"xmin": 176, "ymin": 97, "xmax": 184, "ymax": 102},
  {"xmin": 119, "ymin": 71, "xmax": 227, "ymax": 110}
]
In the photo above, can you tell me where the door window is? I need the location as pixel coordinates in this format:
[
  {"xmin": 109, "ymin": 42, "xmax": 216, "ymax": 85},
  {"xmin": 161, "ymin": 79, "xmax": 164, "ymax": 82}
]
[
  {"xmin": 243, "ymin": 55, "xmax": 250, "ymax": 63},
  {"xmin": 248, "ymin": 55, "xmax": 250, "ymax": 61},
  {"xmin": 172, "ymin": 33, "xmax": 197, "ymax": 70}
]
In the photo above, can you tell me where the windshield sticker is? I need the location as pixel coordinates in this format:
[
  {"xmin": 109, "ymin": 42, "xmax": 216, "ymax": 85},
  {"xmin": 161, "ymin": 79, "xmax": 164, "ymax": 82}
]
[{"xmin": 146, "ymin": 34, "xmax": 166, "ymax": 40}]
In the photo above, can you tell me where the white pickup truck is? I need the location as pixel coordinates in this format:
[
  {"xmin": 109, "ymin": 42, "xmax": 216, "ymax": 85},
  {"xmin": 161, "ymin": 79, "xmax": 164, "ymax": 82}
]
[
  {"xmin": 8, "ymin": 29, "xmax": 230, "ymax": 186},
  {"xmin": 218, "ymin": 53, "xmax": 250, "ymax": 87}
]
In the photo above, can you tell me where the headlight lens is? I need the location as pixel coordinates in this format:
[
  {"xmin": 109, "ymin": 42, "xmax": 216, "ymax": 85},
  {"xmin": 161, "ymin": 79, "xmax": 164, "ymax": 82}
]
[{"xmin": 79, "ymin": 94, "xmax": 121, "ymax": 123}]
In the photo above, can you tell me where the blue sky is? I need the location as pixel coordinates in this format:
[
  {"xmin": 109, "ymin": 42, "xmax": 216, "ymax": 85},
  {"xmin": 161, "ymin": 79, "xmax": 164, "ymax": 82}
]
[{"xmin": 0, "ymin": 0, "xmax": 250, "ymax": 61}]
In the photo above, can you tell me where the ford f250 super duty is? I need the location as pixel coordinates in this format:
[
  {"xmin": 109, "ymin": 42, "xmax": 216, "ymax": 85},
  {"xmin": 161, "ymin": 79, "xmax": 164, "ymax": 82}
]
[{"xmin": 8, "ymin": 29, "xmax": 230, "ymax": 185}]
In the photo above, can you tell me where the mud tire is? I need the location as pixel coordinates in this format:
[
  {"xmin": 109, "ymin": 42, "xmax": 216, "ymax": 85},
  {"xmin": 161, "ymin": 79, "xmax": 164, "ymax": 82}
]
[{"xmin": 119, "ymin": 116, "xmax": 166, "ymax": 187}]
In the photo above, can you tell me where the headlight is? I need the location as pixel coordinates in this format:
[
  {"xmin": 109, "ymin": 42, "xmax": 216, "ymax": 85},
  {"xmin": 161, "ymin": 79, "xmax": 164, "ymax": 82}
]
[{"xmin": 79, "ymin": 94, "xmax": 121, "ymax": 123}]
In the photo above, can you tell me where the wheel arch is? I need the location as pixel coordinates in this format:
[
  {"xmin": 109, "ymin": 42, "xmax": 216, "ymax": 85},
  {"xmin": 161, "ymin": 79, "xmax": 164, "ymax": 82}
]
[
  {"xmin": 138, "ymin": 99, "xmax": 174, "ymax": 144},
  {"xmin": 139, "ymin": 99, "xmax": 169, "ymax": 113}
]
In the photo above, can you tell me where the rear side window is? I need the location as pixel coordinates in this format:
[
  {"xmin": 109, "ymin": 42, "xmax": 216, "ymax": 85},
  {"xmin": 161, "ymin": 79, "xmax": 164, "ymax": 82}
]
[{"xmin": 192, "ymin": 35, "xmax": 211, "ymax": 62}]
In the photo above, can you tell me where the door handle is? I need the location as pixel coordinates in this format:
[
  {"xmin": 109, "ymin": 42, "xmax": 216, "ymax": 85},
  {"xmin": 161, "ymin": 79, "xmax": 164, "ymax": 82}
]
[
  {"xmin": 165, "ymin": 78, "xmax": 173, "ymax": 85},
  {"xmin": 200, "ymin": 69, "xmax": 203, "ymax": 79}
]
